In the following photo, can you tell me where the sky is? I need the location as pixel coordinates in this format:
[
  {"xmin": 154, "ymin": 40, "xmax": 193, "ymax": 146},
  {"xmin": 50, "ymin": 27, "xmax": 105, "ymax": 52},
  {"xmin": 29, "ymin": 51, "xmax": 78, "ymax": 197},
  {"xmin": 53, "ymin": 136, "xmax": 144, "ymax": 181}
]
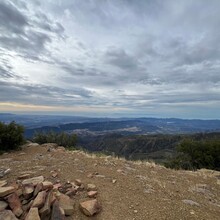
[{"xmin": 0, "ymin": 0, "xmax": 220, "ymax": 119}]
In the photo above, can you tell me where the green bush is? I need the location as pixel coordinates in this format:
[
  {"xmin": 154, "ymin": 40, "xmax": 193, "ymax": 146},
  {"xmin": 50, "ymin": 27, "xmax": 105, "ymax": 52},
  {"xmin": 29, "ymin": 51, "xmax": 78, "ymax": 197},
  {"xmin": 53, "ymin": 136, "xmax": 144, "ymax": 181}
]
[
  {"xmin": 0, "ymin": 121, "xmax": 24, "ymax": 151},
  {"xmin": 33, "ymin": 131, "xmax": 77, "ymax": 148},
  {"xmin": 165, "ymin": 138, "xmax": 220, "ymax": 170}
]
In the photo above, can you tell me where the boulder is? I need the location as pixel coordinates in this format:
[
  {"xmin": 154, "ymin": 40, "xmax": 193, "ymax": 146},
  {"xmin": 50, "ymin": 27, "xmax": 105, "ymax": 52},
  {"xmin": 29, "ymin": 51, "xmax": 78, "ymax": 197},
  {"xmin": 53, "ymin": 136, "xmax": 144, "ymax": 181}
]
[
  {"xmin": 25, "ymin": 207, "xmax": 40, "ymax": 220},
  {"xmin": 79, "ymin": 199, "xmax": 101, "ymax": 216},
  {"xmin": 0, "ymin": 186, "xmax": 15, "ymax": 197}
]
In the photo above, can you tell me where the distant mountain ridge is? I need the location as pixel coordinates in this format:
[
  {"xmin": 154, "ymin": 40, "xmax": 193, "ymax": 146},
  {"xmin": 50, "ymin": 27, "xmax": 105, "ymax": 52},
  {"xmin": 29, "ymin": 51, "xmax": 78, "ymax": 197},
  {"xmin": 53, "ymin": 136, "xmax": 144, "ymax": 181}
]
[{"xmin": 1, "ymin": 113, "xmax": 220, "ymax": 137}]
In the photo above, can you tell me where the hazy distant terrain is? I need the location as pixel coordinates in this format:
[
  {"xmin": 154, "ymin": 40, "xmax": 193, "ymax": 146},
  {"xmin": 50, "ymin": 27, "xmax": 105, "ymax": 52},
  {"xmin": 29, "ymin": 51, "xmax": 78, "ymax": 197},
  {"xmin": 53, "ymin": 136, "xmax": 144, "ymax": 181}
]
[
  {"xmin": 1, "ymin": 114, "xmax": 220, "ymax": 136},
  {"xmin": 1, "ymin": 113, "xmax": 220, "ymax": 163}
]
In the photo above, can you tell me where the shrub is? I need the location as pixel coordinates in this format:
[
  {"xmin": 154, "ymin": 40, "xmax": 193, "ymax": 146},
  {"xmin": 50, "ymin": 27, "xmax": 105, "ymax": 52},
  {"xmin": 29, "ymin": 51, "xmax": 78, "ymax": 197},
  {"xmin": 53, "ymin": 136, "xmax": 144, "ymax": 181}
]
[
  {"xmin": 165, "ymin": 138, "xmax": 220, "ymax": 170},
  {"xmin": 0, "ymin": 121, "xmax": 24, "ymax": 151},
  {"xmin": 33, "ymin": 131, "xmax": 77, "ymax": 148}
]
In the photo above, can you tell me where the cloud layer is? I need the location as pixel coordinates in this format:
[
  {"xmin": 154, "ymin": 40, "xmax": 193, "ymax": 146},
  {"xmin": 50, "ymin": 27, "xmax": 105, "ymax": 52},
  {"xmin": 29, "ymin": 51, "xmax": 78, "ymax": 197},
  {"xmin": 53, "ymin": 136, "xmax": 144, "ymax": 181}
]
[{"xmin": 0, "ymin": 0, "xmax": 220, "ymax": 118}]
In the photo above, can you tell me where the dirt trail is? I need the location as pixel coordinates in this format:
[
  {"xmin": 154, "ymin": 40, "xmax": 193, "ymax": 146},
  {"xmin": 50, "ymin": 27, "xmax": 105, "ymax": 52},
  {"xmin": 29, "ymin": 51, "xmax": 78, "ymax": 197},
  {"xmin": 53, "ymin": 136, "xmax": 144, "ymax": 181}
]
[{"xmin": 0, "ymin": 143, "xmax": 220, "ymax": 220}]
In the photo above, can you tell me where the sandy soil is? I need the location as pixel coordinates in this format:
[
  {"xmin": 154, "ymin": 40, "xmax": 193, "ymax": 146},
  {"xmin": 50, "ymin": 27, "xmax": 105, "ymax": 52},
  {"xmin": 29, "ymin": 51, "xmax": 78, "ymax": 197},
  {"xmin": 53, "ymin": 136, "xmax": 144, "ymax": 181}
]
[{"xmin": 0, "ymin": 143, "xmax": 220, "ymax": 220}]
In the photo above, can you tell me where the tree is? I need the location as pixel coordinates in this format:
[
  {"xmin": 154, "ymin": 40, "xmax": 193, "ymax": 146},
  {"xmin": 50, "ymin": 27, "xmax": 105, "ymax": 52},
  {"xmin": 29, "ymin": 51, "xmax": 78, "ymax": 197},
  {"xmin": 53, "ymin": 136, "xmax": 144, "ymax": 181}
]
[
  {"xmin": 165, "ymin": 138, "xmax": 220, "ymax": 170},
  {"xmin": 33, "ymin": 131, "xmax": 77, "ymax": 148},
  {"xmin": 0, "ymin": 121, "xmax": 24, "ymax": 151}
]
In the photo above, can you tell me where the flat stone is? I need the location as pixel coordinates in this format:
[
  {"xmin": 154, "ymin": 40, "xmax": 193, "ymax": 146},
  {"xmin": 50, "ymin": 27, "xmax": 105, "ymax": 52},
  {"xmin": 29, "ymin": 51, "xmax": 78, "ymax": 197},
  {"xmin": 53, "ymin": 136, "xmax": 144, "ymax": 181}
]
[
  {"xmin": 53, "ymin": 183, "xmax": 62, "ymax": 191},
  {"xmin": 52, "ymin": 172, "xmax": 58, "ymax": 178},
  {"xmin": 182, "ymin": 199, "xmax": 200, "ymax": 206},
  {"xmin": 0, "ymin": 180, "xmax": 7, "ymax": 187},
  {"xmin": 32, "ymin": 191, "xmax": 47, "ymax": 208},
  {"xmin": 0, "ymin": 168, "xmax": 11, "ymax": 178},
  {"xmin": 87, "ymin": 184, "xmax": 97, "ymax": 191},
  {"xmin": 22, "ymin": 176, "xmax": 44, "ymax": 186},
  {"xmin": 23, "ymin": 184, "xmax": 34, "ymax": 199},
  {"xmin": 57, "ymin": 146, "xmax": 65, "ymax": 151},
  {"xmin": 80, "ymin": 199, "xmax": 101, "ymax": 216},
  {"xmin": 0, "ymin": 200, "xmax": 8, "ymax": 211},
  {"xmin": 0, "ymin": 186, "xmax": 15, "ymax": 197},
  {"xmin": 18, "ymin": 174, "xmax": 31, "ymax": 180},
  {"xmin": 5, "ymin": 193, "xmax": 23, "ymax": 217},
  {"xmin": 39, "ymin": 191, "xmax": 54, "ymax": 218},
  {"xmin": 33, "ymin": 183, "xmax": 43, "ymax": 197},
  {"xmin": 58, "ymin": 193, "xmax": 74, "ymax": 216},
  {"xmin": 25, "ymin": 207, "xmax": 40, "ymax": 220},
  {"xmin": 74, "ymin": 179, "xmax": 82, "ymax": 186},
  {"xmin": 51, "ymin": 200, "xmax": 65, "ymax": 220},
  {"xmin": 0, "ymin": 210, "xmax": 18, "ymax": 220},
  {"xmin": 42, "ymin": 181, "xmax": 53, "ymax": 191},
  {"xmin": 87, "ymin": 191, "xmax": 98, "ymax": 198}
]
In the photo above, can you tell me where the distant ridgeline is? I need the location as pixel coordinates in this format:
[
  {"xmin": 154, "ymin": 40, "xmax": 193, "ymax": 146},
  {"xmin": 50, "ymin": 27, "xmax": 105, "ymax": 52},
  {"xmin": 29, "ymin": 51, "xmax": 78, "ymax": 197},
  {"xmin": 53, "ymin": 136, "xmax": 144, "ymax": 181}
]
[{"xmin": 24, "ymin": 118, "xmax": 220, "ymax": 138}]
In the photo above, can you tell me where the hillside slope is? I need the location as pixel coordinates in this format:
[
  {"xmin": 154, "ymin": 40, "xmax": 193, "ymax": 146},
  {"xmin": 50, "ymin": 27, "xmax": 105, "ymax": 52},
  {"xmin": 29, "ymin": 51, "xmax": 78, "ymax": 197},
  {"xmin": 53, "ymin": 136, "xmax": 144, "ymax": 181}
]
[{"xmin": 0, "ymin": 143, "xmax": 220, "ymax": 220}]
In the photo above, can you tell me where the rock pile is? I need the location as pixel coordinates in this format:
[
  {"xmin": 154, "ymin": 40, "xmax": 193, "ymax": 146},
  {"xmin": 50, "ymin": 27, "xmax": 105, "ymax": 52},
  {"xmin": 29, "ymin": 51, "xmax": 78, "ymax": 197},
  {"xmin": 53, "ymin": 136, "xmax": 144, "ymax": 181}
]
[{"xmin": 0, "ymin": 175, "xmax": 101, "ymax": 219}]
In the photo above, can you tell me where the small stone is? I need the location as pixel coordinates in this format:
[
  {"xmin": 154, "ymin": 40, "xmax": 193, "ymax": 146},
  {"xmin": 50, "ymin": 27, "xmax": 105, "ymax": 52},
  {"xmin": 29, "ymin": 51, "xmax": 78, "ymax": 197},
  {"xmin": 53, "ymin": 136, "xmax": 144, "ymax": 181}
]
[
  {"xmin": 16, "ymin": 188, "xmax": 23, "ymax": 197},
  {"xmin": 78, "ymin": 184, "xmax": 85, "ymax": 191},
  {"xmin": 53, "ymin": 183, "xmax": 62, "ymax": 190},
  {"xmin": 87, "ymin": 191, "xmax": 98, "ymax": 198},
  {"xmin": 182, "ymin": 199, "xmax": 200, "ymax": 206},
  {"xmin": 87, "ymin": 184, "xmax": 97, "ymax": 191},
  {"xmin": 65, "ymin": 188, "xmax": 77, "ymax": 197},
  {"xmin": 32, "ymin": 191, "xmax": 47, "ymax": 208},
  {"xmin": 79, "ymin": 199, "xmax": 101, "ymax": 216},
  {"xmin": 5, "ymin": 192, "xmax": 23, "ymax": 217},
  {"xmin": 0, "ymin": 180, "xmax": 7, "ymax": 187},
  {"xmin": 57, "ymin": 146, "xmax": 65, "ymax": 151},
  {"xmin": 0, "ymin": 168, "xmax": 11, "ymax": 178},
  {"xmin": 42, "ymin": 181, "xmax": 53, "ymax": 190},
  {"xmin": 25, "ymin": 207, "xmax": 40, "ymax": 220},
  {"xmin": 0, "ymin": 200, "xmax": 8, "ymax": 211},
  {"xmin": 52, "ymin": 172, "xmax": 58, "ymax": 178},
  {"xmin": 23, "ymin": 184, "xmax": 34, "ymax": 199},
  {"xmin": 134, "ymin": 210, "xmax": 138, "ymax": 213},
  {"xmin": 33, "ymin": 183, "xmax": 43, "ymax": 197},
  {"xmin": 51, "ymin": 200, "xmax": 65, "ymax": 220},
  {"xmin": 58, "ymin": 193, "xmax": 74, "ymax": 216},
  {"xmin": 0, "ymin": 210, "xmax": 18, "ymax": 220},
  {"xmin": 18, "ymin": 174, "xmax": 31, "ymax": 180},
  {"xmin": 112, "ymin": 179, "xmax": 117, "ymax": 184},
  {"xmin": 0, "ymin": 186, "xmax": 15, "ymax": 197},
  {"xmin": 87, "ymin": 173, "xmax": 94, "ymax": 178},
  {"xmin": 75, "ymin": 179, "xmax": 82, "ymax": 186},
  {"xmin": 190, "ymin": 210, "xmax": 195, "ymax": 215},
  {"xmin": 22, "ymin": 176, "xmax": 44, "ymax": 186}
]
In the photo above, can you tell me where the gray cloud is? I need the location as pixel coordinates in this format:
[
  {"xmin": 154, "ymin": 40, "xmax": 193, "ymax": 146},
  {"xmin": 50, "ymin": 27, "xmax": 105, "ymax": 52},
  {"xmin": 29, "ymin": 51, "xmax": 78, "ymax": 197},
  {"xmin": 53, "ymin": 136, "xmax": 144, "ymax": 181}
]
[
  {"xmin": 0, "ymin": 1, "xmax": 28, "ymax": 34},
  {"xmin": 0, "ymin": 0, "xmax": 220, "ymax": 118},
  {"xmin": 105, "ymin": 48, "xmax": 138, "ymax": 70}
]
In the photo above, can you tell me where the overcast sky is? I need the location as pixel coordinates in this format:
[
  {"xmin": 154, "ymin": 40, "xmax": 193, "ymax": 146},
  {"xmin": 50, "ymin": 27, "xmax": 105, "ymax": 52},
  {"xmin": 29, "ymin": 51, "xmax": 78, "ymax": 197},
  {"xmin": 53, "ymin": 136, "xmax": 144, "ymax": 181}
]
[{"xmin": 0, "ymin": 0, "xmax": 220, "ymax": 118}]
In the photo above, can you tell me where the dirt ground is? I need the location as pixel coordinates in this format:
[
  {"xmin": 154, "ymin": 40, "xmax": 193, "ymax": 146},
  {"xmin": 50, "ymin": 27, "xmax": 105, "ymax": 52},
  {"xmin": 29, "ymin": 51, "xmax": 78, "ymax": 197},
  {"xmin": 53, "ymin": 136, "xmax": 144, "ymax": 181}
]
[{"xmin": 0, "ymin": 143, "xmax": 220, "ymax": 220}]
